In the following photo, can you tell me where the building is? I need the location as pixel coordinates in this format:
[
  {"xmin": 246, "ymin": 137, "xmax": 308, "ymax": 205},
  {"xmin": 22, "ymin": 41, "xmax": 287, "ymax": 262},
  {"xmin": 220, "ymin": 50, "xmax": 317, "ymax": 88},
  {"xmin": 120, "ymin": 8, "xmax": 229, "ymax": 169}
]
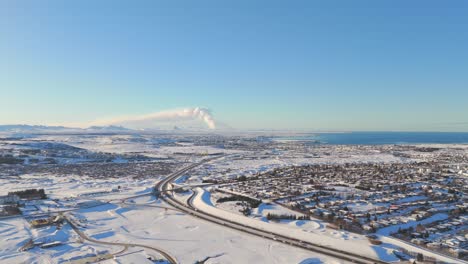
[{"xmin": 0, "ymin": 195, "xmax": 19, "ymax": 205}]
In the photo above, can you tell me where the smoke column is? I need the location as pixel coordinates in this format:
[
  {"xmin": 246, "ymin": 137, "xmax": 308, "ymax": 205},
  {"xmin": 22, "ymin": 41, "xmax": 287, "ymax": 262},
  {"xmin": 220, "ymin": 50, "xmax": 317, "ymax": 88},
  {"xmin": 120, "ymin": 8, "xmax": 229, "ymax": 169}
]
[{"xmin": 90, "ymin": 107, "xmax": 217, "ymax": 129}]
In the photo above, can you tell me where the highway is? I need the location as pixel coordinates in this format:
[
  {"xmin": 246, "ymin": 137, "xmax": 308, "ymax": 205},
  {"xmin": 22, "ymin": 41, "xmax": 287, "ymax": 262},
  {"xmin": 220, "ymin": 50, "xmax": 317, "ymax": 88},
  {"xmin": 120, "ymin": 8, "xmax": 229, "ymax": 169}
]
[
  {"xmin": 56, "ymin": 161, "xmax": 209, "ymax": 264},
  {"xmin": 156, "ymin": 156, "xmax": 388, "ymax": 264}
]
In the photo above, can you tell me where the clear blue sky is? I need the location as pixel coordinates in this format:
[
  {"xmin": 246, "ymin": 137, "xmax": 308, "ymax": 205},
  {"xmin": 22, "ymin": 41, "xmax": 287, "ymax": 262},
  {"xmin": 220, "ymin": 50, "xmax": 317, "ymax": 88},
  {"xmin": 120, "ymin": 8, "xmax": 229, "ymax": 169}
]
[{"xmin": 1, "ymin": 1, "xmax": 467, "ymax": 131}]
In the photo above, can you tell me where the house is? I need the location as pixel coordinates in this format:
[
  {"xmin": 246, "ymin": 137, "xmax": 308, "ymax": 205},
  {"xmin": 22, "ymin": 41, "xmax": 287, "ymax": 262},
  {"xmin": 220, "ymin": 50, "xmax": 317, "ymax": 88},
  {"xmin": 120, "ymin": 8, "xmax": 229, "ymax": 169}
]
[
  {"xmin": 448, "ymin": 248, "xmax": 467, "ymax": 258},
  {"xmin": 445, "ymin": 239, "xmax": 460, "ymax": 247},
  {"xmin": 410, "ymin": 238, "xmax": 426, "ymax": 245},
  {"xmin": 0, "ymin": 195, "xmax": 19, "ymax": 205},
  {"xmin": 426, "ymin": 242, "xmax": 441, "ymax": 249}
]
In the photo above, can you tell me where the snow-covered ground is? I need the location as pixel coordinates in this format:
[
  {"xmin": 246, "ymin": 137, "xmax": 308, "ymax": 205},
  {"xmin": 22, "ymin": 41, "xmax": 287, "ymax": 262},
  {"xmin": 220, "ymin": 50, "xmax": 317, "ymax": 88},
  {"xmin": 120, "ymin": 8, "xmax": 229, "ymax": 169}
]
[
  {"xmin": 0, "ymin": 217, "xmax": 117, "ymax": 264},
  {"xmin": 211, "ymin": 191, "xmax": 305, "ymax": 220},
  {"xmin": 192, "ymin": 187, "xmax": 465, "ymax": 264},
  {"xmin": 71, "ymin": 198, "xmax": 345, "ymax": 264},
  {"xmin": 377, "ymin": 213, "xmax": 449, "ymax": 236},
  {"xmin": 0, "ymin": 176, "xmax": 344, "ymax": 264},
  {"xmin": 1, "ymin": 134, "xmax": 465, "ymax": 263},
  {"xmin": 189, "ymin": 151, "xmax": 414, "ymax": 182},
  {"xmin": 192, "ymin": 188, "xmax": 397, "ymax": 261},
  {"xmin": 0, "ymin": 174, "xmax": 155, "ymax": 201},
  {"xmin": 34, "ymin": 134, "xmax": 242, "ymax": 158}
]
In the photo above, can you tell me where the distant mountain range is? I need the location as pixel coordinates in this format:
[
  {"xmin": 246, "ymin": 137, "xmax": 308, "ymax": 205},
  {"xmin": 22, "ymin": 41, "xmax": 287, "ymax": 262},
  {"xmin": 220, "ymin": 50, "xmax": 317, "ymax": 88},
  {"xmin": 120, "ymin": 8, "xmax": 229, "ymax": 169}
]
[
  {"xmin": 86, "ymin": 125, "xmax": 133, "ymax": 131},
  {"xmin": 0, "ymin": 124, "xmax": 133, "ymax": 133},
  {"xmin": 0, "ymin": 124, "xmax": 227, "ymax": 134}
]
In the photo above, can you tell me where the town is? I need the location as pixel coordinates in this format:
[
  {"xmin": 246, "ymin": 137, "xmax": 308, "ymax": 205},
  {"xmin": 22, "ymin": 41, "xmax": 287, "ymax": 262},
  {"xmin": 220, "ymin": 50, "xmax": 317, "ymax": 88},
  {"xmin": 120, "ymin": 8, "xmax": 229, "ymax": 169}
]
[
  {"xmin": 214, "ymin": 161, "xmax": 467, "ymax": 259},
  {"xmin": 0, "ymin": 132, "xmax": 467, "ymax": 263}
]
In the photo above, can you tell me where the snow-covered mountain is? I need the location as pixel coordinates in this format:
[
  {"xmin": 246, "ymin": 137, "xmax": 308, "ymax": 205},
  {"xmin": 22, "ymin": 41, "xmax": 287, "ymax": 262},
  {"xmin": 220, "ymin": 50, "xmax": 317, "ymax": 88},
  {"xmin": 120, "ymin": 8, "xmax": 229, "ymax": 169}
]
[
  {"xmin": 0, "ymin": 124, "xmax": 133, "ymax": 134},
  {"xmin": 0, "ymin": 125, "xmax": 74, "ymax": 132},
  {"xmin": 85, "ymin": 125, "xmax": 133, "ymax": 132},
  {"xmin": 0, "ymin": 124, "xmax": 231, "ymax": 134}
]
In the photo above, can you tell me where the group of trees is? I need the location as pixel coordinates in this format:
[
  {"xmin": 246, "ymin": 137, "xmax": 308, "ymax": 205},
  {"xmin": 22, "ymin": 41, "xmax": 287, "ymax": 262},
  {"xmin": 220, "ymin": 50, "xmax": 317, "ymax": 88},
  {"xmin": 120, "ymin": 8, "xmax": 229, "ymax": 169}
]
[
  {"xmin": 216, "ymin": 193, "xmax": 263, "ymax": 216},
  {"xmin": 1, "ymin": 205, "xmax": 20, "ymax": 215},
  {"xmin": 239, "ymin": 203, "xmax": 251, "ymax": 216},
  {"xmin": 9, "ymin": 188, "xmax": 47, "ymax": 200},
  {"xmin": 366, "ymin": 212, "xmax": 378, "ymax": 222},
  {"xmin": 236, "ymin": 175, "xmax": 248, "ymax": 182},
  {"xmin": 266, "ymin": 213, "xmax": 309, "ymax": 221},
  {"xmin": 201, "ymin": 179, "xmax": 219, "ymax": 184},
  {"xmin": 217, "ymin": 194, "xmax": 261, "ymax": 208},
  {"xmin": 0, "ymin": 154, "xmax": 24, "ymax": 164},
  {"xmin": 450, "ymin": 207, "xmax": 465, "ymax": 216},
  {"xmin": 396, "ymin": 225, "xmax": 430, "ymax": 238},
  {"xmin": 355, "ymin": 185, "xmax": 371, "ymax": 191}
]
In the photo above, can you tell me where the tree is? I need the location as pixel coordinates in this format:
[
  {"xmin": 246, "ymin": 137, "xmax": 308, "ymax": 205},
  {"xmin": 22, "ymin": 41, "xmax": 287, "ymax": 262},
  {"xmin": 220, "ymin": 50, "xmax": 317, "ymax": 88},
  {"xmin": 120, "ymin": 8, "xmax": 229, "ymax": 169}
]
[
  {"xmin": 327, "ymin": 212, "xmax": 336, "ymax": 221},
  {"xmin": 416, "ymin": 224, "xmax": 425, "ymax": 233},
  {"xmin": 3, "ymin": 205, "xmax": 20, "ymax": 215},
  {"xmin": 416, "ymin": 253, "xmax": 424, "ymax": 262},
  {"xmin": 240, "ymin": 206, "xmax": 251, "ymax": 216},
  {"xmin": 237, "ymin": 175, "xmax": 247, "ymax": 182}
]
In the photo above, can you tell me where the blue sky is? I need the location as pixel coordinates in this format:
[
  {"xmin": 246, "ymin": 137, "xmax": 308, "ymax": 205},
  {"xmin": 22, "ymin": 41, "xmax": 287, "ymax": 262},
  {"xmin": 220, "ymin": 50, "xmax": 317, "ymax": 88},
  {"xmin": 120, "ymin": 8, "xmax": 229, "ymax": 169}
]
[{"xmin": 1, "ymin": 1, "xmax": 467, "ymax": 131}]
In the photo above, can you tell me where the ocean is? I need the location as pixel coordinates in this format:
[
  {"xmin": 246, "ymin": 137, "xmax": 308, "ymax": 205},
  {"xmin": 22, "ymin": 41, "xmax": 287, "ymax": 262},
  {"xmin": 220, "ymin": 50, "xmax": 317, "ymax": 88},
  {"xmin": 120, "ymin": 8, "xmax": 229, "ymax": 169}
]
[{"xmin": 272, "ymin": 132, "xmax": 468, "ymax": 145}]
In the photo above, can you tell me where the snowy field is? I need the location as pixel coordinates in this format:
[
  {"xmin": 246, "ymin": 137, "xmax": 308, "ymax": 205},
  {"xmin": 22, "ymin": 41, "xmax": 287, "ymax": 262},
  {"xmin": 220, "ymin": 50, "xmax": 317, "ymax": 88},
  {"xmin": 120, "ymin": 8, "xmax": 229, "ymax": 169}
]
[
  {"xmin": 31, "ymin": 134, "xmax": 243, "ymax": 158},
  {"xmin": 0, "ymin": 176, "xmax": 344, "ymax": 264},
  {"xmin": 0, "ymin": 217, "xmax": 118, "ymax": 264},
  {"xmin": 0, "ymin": 199, "xmax": 347, "ymax": 264},
  {"xmin": 0, "ymin": 174, "xmax": 156, "ymax": 201},
  {"xmin": 193, "ymin": 187, "xmax": 465, "ymax": 264},
  {"xmin": 73, "ymin": 197, "xmax": 344, "ymax": 264},
  {"xmin": 1, "ymin": 134, "xmax": 466, "ymax": 263}
]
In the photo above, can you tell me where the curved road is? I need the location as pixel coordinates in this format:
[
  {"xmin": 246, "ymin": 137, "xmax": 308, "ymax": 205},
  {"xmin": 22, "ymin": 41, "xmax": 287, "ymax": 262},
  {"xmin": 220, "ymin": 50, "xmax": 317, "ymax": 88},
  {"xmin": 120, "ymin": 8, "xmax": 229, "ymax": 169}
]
[
  {"xmin": 156, "ymin": 156, "xmax": 388, "ymax": 264},
  {"xmin": 65, "ymin": 215, "xmax": 178, "ymax": 263},
  {"xmin": 60, "ymin": 160, "xmax": 212, "ymax": 264}
]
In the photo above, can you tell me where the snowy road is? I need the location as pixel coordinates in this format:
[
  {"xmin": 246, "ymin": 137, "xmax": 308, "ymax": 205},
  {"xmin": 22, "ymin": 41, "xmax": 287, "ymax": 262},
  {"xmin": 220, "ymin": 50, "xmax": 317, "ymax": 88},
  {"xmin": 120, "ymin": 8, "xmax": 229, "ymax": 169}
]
[
  {"xmin": 64, "ymin": 214, "xmax": 178, "ymax": 264},
  {"xmin": 156, "ymin": 155, "xmax": 388, "ymax": 264}
]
